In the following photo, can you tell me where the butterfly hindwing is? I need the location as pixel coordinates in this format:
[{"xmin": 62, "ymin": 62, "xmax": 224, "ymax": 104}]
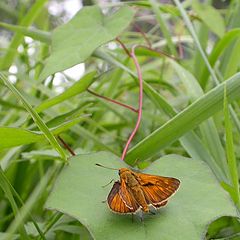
[
  {"xmin": 119, "ymin": 180, "xmax": 139, "ymax": 211},
  {"xmin": 107, "ymin": 181, "xmax": 139, "ymax": 214}
]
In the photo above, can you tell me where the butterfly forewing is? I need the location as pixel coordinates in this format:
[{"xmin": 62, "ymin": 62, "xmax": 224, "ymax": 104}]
[{"xmin": 136, "ymin": 172, "xmax": 180, "ymax": 207}]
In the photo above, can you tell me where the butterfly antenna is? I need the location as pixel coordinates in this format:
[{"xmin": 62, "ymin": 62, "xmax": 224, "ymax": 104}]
[{"xmin": 95, "ymin": 163, "xmax": 118, "ymax": 170}]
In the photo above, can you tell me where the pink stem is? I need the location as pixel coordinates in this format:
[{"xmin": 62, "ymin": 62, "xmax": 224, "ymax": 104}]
[
  {"xmin": 121, "ymin": 45, "xmax": 143, "ymax": 161},
  {"xmin": 87, "ymin": 89, "xmax": 138, "ymax": 113},
  {"xmin": 116, "ymin": 37, "xmax": 131, "ymax": 57}
]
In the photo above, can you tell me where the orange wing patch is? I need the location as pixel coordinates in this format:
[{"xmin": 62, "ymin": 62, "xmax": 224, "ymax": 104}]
[
  {"xmin": 136, "ymin": 172, "xmax": 180, "ymax": 207},
  {"xmin": 107, "ymin": 181, "xmax": 139, "ymax": 214}
]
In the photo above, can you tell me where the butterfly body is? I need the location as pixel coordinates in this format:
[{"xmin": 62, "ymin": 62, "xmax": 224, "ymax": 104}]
[
  {"xmin": 107, "ymin": 168, "xmax": 180, "ymax": 214},
  {"xmin": 119, "ymin": 168, "xmax": 149, "ymax": 212}
]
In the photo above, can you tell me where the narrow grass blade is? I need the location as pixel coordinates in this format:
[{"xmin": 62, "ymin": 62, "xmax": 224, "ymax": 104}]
[
  {"xmin": 0, "ymin": 22, "xmax": 51, "ymax": 43},
  {"xmin": 35, "ymin": 71, "xmax": 97, "ymax": 112},
  {"xmin": 199, "ymin": 29, "xmax": 240, "ymax": 87},
  {"xmin": 224, "ymin": 84, "xmax": 240, "ymax": 208},
  {"xmin": 149, "ymin": 0, "xmax": 177, "ymax": 55},
  {"xmin": 5, "ymin": 166, "xmax": 57, "ymax": 239},
  {"xmin": 171, "ymin": 60, "xmax": 228, "ymax": 177},
  {"xmin": 125, "ymin": 73, "xmax": 240, "ymax": 164},
  {"xmin": 0, "ymin": 168, "xmax": 29, "ymax": 239},
  {"xmin": 0, "ymin": 73, "xmax": 67, "ymax": 161},
  {"xmin": 0, "ymin": 0, "xmax": 48, "ymax": 69},
  {"xmin": 172, "ymin": 0, "xmax": 219, "ymax": 85}
]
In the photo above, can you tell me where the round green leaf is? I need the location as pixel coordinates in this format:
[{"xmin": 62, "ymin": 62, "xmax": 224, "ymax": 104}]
[{"xmin": 46, "ymin": 152, "xmax": 238, "ymax": 240}]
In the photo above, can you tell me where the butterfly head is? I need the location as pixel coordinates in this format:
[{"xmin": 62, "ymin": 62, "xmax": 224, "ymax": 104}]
[{"xmin": 118, "ymin": 168, "xmax": 130, "ymax": 175}]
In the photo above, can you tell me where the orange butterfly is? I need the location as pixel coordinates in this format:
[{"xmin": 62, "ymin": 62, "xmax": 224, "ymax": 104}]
[{"xmin": 102, "ymin": 167, "xmax": 180, "ymax": 214}]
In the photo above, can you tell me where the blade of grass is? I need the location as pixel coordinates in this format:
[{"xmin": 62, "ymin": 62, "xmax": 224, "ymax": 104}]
[
  {"xmin": 5, "ymin": 166, "xmax": 57, "ymax": 240},
  {"xmin": 224, "ymin": 84, "xmax": 240, "ymax": 208},
  {"xmin": 149, "ymin": 0, "xmax": 177, "ymax": 56},
  {"xmin": 199, "ymin": 29, "xmax": 240, "ymax": 87},
  {"xmin": 125, "ymin": 73, "xmax": 240, "ymax": 164},
  {"xmin": 0, "ymin": 73, "xmax": 67, "ymax": 162},
  {"xmin": 171, "ymin": 60, "xmax": 228, "ymax": 177},
  {"xmin": 35, "ymin": 71, "xmax": 97, "ymax": 113},
  {"xmin": 172, "ymin": 0, "xmax": 218, "ymax": 85},
  {"xmin": 36, "ymin": 212, "xmax": 63, "ymax": 240},
  {"xmin": 0, "ymin": 0, "xmax": 48, "ymax": 69},
  {"xmin": 0, "ymin": 22, "xmax": 51, "ymax": 43},
  {"xmin": 173, "ymin": 0, "xmax": 240, "ymax": 141},
  {"xmin": 0, "ymin": 116, "xmax": 87, "ymax": 151},
  {"xmin": 223, "ymin": 38, "xmax": 240, "ymax": 79},
  {"xmin": 0, "ymin": 168, "xmax": 29, "ymax": 240},
  {"xmin": 0, "ymin": 167, "xmax": 46, "ymax": 239}
]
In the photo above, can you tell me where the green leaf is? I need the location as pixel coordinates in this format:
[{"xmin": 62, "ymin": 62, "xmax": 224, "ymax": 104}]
[
  {"xmin": 199, "ymin": 29, "xmax": 240, "ymax": 88},
  {"xmin": 0, "ymin": 0, "xmax": 49, "ymax": 70},
  {"xmin": 6, "ymin": 167, "xmax": 56, "ymax": 239},
  {"xmin": 0, "ymin": 117, "xmax": 85, "ymax": 151},
  {"xmin": 0, "ymin": 127, "xmax": 42, "ymax": 151},
  {"xmin": 222, "ymin": 38, "xmax": 240, "ymax": 79},
  {"xmin": 192, "ymin": 1, "xmax": 225, "ymax": 38},
  {"xmin": 0, "ymin": 73, "xmax": 67, "ymax": 161},
  {"xmin": 125, "ymin": 73, "xmax": 240, "ymax": 164},
  {"xmin": 36, "ymin": 71, "xmax": 97, "ymax": 112},
  {"xmin": 0, "ymin": 21, "xmax": 51, "ymax": 43},
  {"xmin": 171, "ymin": 60, "xmax": 228, "ymax": 177},
  {"xmin": 46, "ymin": 152, "xmax": 238, "ymax": 240},
  {"xmin": 39, "ymin": 6, "xmax": 135, "ymax": 80},
  {"xmin": 224, "ymin": 85, "xmax": 240, "ymax": 208}
]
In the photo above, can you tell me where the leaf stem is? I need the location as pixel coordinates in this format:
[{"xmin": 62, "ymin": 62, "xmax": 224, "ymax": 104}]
[
  {"xmin": 133, "ymin": 24, "xmax": 152, "ymax": 48},
  {"xmin": 87, "ymin": 89, "xmax": 138, "ymax": 113},
  {"xmin": 116, "ymin": 37, "xmax": 131, "ymax": 57}
]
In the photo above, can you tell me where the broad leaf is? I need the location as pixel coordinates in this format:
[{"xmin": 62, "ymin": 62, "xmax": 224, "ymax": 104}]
[
  {"xmin": 39, "ymin": 6, "xmax": 135, "ymax": 80},
  {"xmin": 46, "ymin": 152, "xmax": 238, "ymax": 240}
]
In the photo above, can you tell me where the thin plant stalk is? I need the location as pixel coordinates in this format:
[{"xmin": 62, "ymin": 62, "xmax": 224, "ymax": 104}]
[
  {"xmin": 121, "ymin": 45, "xmax": 143, "ymax": 161},
  {"xmin": 87, "ymin": 89, "xmax": 138, "ymax": 113}
]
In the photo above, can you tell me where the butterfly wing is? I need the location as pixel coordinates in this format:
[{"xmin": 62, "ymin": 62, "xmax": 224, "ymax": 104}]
[
  {"xmin": 135, "ymin": 172, "xmax": 180, "ymax": 208},
  {"xmin": 107, "ymin": 181, "xmax": 139, "ymax": 214}
]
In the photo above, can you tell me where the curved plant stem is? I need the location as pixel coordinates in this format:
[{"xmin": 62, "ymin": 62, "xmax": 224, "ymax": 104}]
[
  {"xmin": 116, "ymin": 37, "xmax": 131, "ymax": 57},
  {"xmin": 134, "ymin": 24, "xmax": 152, "ymax": 48},
  {"xmin": 87, "ymin": 89, "xmax": 138, "ymax": 113},
  {"xmin": 121, "ymin": 45, "xmax": 143, "ymax": 161}
]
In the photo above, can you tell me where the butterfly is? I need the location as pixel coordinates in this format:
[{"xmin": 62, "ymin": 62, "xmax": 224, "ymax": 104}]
[{"xmin": 106, "ymin": 168, "xmax": 180, "ymax": 214}]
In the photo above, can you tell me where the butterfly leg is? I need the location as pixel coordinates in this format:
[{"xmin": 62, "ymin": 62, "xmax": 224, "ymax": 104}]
[
  {"xmin": 102, "ymin": 200, "xmax": 107, "ymax": 203},
  {"xmin": 149, "ymin": 210, "xmax": 156, "ymax": 215},
  {"xmin": 139, "ymin": 211, "xmax": 144, "ymax": 222}
]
